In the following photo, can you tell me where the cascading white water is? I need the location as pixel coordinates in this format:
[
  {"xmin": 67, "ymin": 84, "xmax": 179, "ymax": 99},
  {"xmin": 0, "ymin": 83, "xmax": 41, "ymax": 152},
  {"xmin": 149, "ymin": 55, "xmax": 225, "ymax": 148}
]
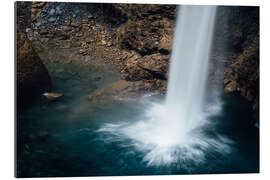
[
  {"xmin": 163, "ymin": 5, "xmax": 217, "ymax": 142},
  {"xmin": 98, "ymin": 5, "xmax": 233, "ymax": 168}
]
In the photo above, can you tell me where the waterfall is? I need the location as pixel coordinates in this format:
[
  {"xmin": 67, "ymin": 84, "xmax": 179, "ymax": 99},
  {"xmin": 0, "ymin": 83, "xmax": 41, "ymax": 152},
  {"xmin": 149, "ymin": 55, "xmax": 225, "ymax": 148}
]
[
  {"xmin": 98, "ymin": 5, "xmax": 233, "ymax": 168},
  {"xmin": 165, "ymin": 5, "xmax": 217, "ymax": 139}
]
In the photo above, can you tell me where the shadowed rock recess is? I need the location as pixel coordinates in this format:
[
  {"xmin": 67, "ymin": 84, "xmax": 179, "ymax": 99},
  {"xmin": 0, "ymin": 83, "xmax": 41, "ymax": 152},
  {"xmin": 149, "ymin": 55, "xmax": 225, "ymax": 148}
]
[{"xmin": 16, "ymin": 31, "xmax": 51, "ymax": 107}]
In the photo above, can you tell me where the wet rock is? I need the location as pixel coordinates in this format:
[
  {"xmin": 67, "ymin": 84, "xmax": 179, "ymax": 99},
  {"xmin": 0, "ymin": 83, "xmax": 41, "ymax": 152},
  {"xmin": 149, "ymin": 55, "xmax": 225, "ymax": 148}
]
[
  {"xmin": 224, "ymin": 36, "xmax": 259, "ymax": 105},
  {"xmin": 85, "ymin": 37, "xmax": 93, "ymax": 43},
  {"xmin": 31, "ymin": 2, "xmax": 47, "ymax": 8},
  {"xmin": 43, "ymin": 92, "xmax": 63, "ymax": 100},
  {"xmin": 56, "ymin": 6, "xmax": 61, "ymax": 11},
  {"xmin": 56, "ymin": 10, "xmax": 63, "ymax": 15},
  {"xmin": 70, "ymin": 22, "xmax": 80, "ymax": 28},
  {"xmin": 35, "ymin": 22, "xmax": 41, "ymax": 27},
  {"xmin": 121, "ymin": 53, "xmax": 168, "ymax": 81},
  {"xmin": 54, "ymin": 31, "xmax": 69, "ymax": 40},
  {"xmin": 87, "ymin": 14, "xmax": 93, "ymax": 19},
  {"xmin": 62, "ymin": 43, "xmax": 71, "ymax": 49},
  {"xmin": 49, "ymin": 9, "xmax": 55, "ymax": 16},
  {"xmin": 31, "ymin": 2, "xmax": 48, "ymax": 21},
  {"xmin": 39, "ymin": 38, "xmax": 49, "ymax": 44},
  {"xmin": 25, "ymin": 28, "xmax": 31, "ymax": 33},
  {"xmin": 224, "ymin": 80, "xmax": 238, "ymax": 92},
  {"xmin": 106, "ymin": 41, "xmax": 112, "ymax": 47},
  {"xmin": 76, "ymin": 33, "xmax": 83, "ymax": 37},
  {"xmin": 39, "ymin": 29, "xmax": 49, "ymax": 35},
  {"xmin": 79, "ymin": 49, "xmax": 87, "ymax": 55},
  {"xmin": 62, "ymin": 26, "xmax": 72, "ymax": 32},
  {"xmin": 48, "ymin": 17, "xmax": 56, "ymax": 22},
  {"xmin": 101, "ymin": 39, "xmax": 106, "ymax": 45},
  {"xmin": 159, "ymin": 34, "xmax": 172, "ymax": 54}
]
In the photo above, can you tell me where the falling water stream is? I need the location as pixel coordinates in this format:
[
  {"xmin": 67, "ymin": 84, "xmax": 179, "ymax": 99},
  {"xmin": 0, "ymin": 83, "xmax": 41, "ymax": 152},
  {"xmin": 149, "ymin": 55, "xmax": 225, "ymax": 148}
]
[{"xmin": 166, "ymin": 5, "xmax": 216, "ymax": 132}]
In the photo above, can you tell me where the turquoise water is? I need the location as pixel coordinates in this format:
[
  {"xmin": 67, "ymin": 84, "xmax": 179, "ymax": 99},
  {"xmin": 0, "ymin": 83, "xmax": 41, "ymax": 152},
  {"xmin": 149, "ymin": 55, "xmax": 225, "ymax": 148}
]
[{"xmin": 16, "ymin": 60, "xmax": 259, "ymax": 177}]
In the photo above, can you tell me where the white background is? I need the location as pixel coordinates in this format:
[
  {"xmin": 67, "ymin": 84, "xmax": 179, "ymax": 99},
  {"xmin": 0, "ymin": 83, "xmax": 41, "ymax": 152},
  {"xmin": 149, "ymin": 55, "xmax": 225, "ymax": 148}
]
[{"xmin": 0, "ymin": 0, "xmax": 269, "ymax": 179}]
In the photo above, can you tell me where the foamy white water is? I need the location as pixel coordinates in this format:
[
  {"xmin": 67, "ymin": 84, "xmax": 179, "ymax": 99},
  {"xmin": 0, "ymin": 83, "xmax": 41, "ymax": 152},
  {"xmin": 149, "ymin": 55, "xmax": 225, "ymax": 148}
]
[{"xmin": 98, "ymin": 5, "xmax": 233, "ymax": 168}]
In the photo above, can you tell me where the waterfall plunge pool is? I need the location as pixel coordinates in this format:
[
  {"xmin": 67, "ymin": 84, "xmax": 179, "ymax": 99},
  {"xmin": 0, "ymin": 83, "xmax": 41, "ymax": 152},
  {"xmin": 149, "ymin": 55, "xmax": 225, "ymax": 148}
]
[{"xmin": 17, "ymin": 77, "xmax": 259, "ymax": 177}]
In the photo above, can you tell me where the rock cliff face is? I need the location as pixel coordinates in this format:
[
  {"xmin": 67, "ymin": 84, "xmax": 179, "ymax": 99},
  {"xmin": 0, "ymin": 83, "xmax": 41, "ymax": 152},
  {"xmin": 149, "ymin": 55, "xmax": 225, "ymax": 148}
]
[
  {"xmin": 214, "ymin": 6, "xmax": 259, "ymax": 114},
  {"xmin": 27, "ymin": 3, "xmax": 175, "ymax": 95},
  {"xmin": 110, "ymin": 4, "xmax": 176, "ymax": 93},
  {"xmin": 24, "ymin": 3, "xmax": 259, "ymax": 113},
  {"xmin": 115, "ymin": 4, "xmax": 176, "ymax": 56},
  {"xmin": 16, "ymin": 2, "xmax": 51, "ymax": 108},
  {"xmin": 113, "ymin": 5, "xmax": 260, "ymax": 113},
  {"xmin": 223, "ymin": 37, "xmax": 259, "ymax": 103}
]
